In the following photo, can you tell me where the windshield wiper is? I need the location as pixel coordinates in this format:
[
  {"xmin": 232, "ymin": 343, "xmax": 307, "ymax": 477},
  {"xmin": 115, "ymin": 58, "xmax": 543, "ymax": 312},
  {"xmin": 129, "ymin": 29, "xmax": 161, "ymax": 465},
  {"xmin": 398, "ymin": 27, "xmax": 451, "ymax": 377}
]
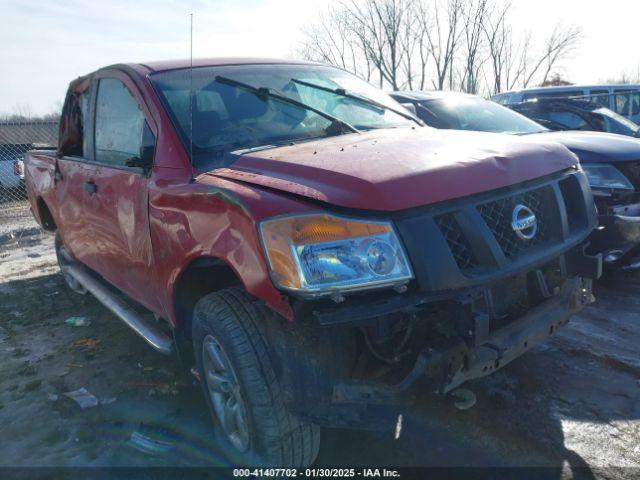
[
  {"xmin": 214, "ymin": 76, "xmax": 360, "ymax": 136},
  {"xmin": 290, "ymin": 78, "xmax": 423, "ymax": 126}
]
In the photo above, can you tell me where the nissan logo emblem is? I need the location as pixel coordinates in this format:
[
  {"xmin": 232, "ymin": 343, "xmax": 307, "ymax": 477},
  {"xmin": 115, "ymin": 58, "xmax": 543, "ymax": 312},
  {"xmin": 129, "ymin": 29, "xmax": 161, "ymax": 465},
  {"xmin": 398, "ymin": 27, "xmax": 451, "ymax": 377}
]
[{"xmin": 511, "ymin": 204, "xmax": 538, "ymax": 240}]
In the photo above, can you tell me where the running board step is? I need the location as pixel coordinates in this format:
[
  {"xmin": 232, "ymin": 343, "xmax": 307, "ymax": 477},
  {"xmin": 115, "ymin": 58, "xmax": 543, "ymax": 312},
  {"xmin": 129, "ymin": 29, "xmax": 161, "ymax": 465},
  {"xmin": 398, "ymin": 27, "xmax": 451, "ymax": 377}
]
[{"xmin": 64, "ymin": 264, "xmax": 173, "ymax": 355}]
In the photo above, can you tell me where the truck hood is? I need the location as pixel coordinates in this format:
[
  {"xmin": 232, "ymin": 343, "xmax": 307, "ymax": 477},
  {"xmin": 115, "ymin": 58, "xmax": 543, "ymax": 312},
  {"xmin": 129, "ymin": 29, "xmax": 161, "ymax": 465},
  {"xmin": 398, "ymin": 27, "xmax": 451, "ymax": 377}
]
[
  {"xmin": 208, "ymin": 128, "xmax": 577, "ymax": 211},
  {"xmin": 528, "ymin": 131, "xmax": 640, "ymax": 164}
]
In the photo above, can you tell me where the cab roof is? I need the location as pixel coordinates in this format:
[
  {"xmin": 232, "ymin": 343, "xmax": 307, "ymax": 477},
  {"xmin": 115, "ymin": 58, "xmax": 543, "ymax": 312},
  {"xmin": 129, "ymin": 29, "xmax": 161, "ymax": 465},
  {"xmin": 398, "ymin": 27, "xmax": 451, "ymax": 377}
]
[
  {"xmin": 129, "ymin": 57, "xmax": 318, "ymax": 74},
  {"xmin": 67, "ymin": 58, "xmax": 323, "ymax": 98}
]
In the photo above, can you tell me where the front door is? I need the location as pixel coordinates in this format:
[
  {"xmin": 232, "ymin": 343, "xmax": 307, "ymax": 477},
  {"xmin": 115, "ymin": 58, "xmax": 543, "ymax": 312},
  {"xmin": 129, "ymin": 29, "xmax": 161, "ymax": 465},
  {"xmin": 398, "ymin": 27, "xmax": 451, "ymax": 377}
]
[{"xmin": 83, "ymin": 75, "xmax": 160, "ymax": 313}]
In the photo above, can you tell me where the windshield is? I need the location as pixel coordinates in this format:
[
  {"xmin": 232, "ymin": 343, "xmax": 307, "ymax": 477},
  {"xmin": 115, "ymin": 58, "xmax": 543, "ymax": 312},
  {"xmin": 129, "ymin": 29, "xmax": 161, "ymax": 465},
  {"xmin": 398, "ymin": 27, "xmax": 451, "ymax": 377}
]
[
  {"xmin": 593, "ymin": 107, "xmax": 640, "ymax": 136},
  {"xmin": 150, "ymin": 64, "xmax": 414, "ymax": 168},
  {"xmin": 417, "ymin": 97, "xmax": 547, "ymax": 134}
]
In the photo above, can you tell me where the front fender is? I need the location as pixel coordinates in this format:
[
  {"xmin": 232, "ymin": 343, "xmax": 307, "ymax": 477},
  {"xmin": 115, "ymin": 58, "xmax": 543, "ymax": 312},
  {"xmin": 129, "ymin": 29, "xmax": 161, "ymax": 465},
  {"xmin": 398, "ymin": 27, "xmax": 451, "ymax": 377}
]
[{"xmin": 149, "ymin": 172, "xmax": 319, "ymax": 325}]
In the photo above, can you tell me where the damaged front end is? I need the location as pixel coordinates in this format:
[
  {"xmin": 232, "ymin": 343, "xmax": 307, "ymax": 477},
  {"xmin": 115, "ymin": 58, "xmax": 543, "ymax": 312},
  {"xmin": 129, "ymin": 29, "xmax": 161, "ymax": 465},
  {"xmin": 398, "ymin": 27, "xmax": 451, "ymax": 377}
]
[
  {"xmin": 289, "ymin": 248, "xmax": 599, "ymax": 429},
  {"xmin": 585, "ymin": 161, "xmax": 640, "ymax": 267},
  {"xmin": 590, "ymin": 197, "xmax": 640, "ymax": 267},
  {"xmin": 272, "ymin": 168, "xmax": 602, "ymax": 429},
  {"xmin": 333, "ymin": 259, "xmax": 597, "ymax": 404}
]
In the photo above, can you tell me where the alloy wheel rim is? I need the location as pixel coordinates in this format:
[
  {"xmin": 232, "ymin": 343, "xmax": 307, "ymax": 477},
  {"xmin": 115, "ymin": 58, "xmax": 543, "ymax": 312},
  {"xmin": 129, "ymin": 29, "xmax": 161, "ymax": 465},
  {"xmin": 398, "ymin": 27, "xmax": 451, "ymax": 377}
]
[{"xmin": 202, "ymin": 334, "xmax": 250, "ymax": 453}]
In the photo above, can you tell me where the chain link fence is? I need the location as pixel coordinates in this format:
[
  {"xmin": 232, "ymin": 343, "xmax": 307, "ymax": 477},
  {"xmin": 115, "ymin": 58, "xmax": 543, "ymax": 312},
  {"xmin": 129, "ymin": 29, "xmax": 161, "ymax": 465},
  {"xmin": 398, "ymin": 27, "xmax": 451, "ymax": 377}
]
[{"xmin": 0, "ymin": 120, "xmax": 58, "ymax": 231}]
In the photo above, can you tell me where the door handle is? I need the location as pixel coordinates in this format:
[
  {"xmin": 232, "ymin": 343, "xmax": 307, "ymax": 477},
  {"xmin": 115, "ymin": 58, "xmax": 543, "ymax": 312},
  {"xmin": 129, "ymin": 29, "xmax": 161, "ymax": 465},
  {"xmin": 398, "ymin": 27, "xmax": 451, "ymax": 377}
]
[{"xmin": 83, "ymin": 181, "xmax": 98, "ymax": 195}]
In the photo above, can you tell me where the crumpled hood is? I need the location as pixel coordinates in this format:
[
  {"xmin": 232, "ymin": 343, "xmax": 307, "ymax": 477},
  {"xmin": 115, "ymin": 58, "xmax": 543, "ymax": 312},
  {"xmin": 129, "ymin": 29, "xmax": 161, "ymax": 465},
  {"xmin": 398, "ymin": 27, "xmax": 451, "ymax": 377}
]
[
  {"xmin": 529, "ymin": 131, "xmax": 640, "ymax": 163},
  {"xmin": 209, "ymin": 128, "xmax": 578, "ymax": 211}
]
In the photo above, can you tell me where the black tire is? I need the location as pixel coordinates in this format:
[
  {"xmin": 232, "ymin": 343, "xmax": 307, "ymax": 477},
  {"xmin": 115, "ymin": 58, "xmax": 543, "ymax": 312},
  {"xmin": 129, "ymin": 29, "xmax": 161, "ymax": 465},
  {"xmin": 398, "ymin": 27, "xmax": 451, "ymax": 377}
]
[{"xmin": 192, "ymin": 287, "xmax": 320, "ymax": 467}]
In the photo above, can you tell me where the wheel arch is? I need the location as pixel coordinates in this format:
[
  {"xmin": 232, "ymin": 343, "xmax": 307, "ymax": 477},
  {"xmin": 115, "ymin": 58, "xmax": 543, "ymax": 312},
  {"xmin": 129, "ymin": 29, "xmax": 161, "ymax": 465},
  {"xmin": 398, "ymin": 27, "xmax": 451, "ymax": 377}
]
[
  {"xmin": 37, "ymin": 196, "xmax": 56, "ymax": 231},
  {"xmin": 172, "ymin": 256, "xmax": 243, "ymax": 338}
]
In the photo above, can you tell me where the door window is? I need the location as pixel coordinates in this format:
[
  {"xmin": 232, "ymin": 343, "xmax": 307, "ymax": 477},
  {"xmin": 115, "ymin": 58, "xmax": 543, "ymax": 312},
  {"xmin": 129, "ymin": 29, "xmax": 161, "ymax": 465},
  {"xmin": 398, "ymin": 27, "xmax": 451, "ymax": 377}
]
[
  {"xmin": 522, "ymin": 91, "xmax": 583, "ymax": 101},
  {"xmin": 589, "ymin": 89, "xmax": 609, "ymax": 108},
  {"xmin": 95, "ymin": 78, "xmax": 146, "ymax": 166},
  {"xmin": 614, "ymin": 90, "xmax": 640, "ymax": 116},
  {"xmin": 537, "ymin": 111, "xmax": 589, "ymax": 130},
  {"xmin": 59, "ymin": 90, "xmax": 91, "ymax": 158}
]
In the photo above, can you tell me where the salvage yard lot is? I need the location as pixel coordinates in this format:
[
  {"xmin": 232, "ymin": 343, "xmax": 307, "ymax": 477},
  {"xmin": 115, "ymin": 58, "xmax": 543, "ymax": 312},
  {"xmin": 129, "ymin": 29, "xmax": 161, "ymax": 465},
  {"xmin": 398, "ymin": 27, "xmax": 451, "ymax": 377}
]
[{"xmin": 1, "ymin": 227, "xmax": 639, "ymax": 474}]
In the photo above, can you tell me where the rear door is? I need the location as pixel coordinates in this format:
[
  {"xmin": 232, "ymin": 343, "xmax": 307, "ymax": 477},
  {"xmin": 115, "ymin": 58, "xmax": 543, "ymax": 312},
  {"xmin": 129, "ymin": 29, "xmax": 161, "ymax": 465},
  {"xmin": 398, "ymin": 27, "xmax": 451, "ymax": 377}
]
[
  {"xmin": 83, "ymin": 72, "xmax": 160, "ymax": 312},
  {"xmin": 56, "ymin": 83, "xmax": 100, "ymax": 270}
]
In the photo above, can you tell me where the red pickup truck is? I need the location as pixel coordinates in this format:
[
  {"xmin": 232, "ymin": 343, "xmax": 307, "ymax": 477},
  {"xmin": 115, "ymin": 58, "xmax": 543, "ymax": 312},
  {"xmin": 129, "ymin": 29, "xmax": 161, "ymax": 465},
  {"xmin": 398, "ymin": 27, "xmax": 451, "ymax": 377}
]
[{"xmin": 25, "ymin": 58, "xmax": 601, "ymax": 466}]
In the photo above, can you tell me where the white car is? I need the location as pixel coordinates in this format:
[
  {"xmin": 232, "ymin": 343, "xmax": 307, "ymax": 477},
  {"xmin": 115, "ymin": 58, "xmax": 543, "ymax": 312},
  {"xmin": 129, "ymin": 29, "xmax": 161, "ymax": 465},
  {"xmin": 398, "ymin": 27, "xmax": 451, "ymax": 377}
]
[
  {"xmin": 0, "ymin": 157, "xmax": 23, "ymax": 189},
  {"xmin": 14, "ymin": 157, "xmax": 25, "ymax": 180}
]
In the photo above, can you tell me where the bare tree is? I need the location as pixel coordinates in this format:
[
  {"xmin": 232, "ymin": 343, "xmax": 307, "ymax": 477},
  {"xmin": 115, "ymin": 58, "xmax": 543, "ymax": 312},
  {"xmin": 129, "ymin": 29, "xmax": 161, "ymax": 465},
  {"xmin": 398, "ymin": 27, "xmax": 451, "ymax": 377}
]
[
  {"xmin": 299, "ymin": 0, "xmax": 584, "ymax": 96},
  {"xmin": 522, "ymin": 24, "xmax": 583, "ymax": 88},
  {"xmin": 459, "ymin": 0, "xmax": 488, "ymax": 93},
  {"xmin": 484, "ymin": 1, "xmax": 512, "ymax": 94},
  {"xmin": 485, "ymin": 7, "xmax": 582, "ymax": 94},
  {"xmin": 299, "ymin": 7, "xmax": 373, "ymax": 81},
  {"xmin": 341, "ymin": 0, "xmax": 411, "ymax": 90},
  {"xmin": 398, "ymin": 3, "xmax": 420, "ymax": 89},
  {"xmin": 413, "ymin": 1, "xmax": 432, "ymax": 90},
  {"xmin": 423, "ymin": 0, "xmax": 464, "ymax": 90},
  {"xmin": 603, "ymin": 70, "xmax": 640, "ymax": 84}
]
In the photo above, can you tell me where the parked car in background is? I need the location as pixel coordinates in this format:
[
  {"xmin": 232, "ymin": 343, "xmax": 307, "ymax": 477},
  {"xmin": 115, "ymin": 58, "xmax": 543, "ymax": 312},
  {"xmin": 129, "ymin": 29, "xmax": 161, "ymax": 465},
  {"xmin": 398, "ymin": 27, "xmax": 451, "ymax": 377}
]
[
  {"xmin": 391, "ymin": 90, "xmax": 640, "ymax": 268},
  {"xmin": 0, "ymin": 143, "xmax": 31, "ymax": 199},
  {"xmin": 508, "ymin": 98, "xmax": 640, "ymax": 138},
  {"xmin": 491, "ymin": 84, "xmax": 640, "ymax": 124},
  {"xmin": 14, "ymin": 156, "xmax": 25, "ymax": 185},
  {"xmin": 24, "ymin": 59, "xmax": 601, "ymax": 467},
  {"xmin": 0, "ymin": 156, "xmax": 23, "ymax": 189}
]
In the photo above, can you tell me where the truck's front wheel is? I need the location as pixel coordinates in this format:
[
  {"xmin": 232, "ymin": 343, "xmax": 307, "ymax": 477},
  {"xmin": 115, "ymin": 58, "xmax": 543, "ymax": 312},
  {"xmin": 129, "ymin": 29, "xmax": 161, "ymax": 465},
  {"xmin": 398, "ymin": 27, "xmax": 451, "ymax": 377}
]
[{"xmin": 192, "ymin": 287, "xmax": 320, "ymax": 467}]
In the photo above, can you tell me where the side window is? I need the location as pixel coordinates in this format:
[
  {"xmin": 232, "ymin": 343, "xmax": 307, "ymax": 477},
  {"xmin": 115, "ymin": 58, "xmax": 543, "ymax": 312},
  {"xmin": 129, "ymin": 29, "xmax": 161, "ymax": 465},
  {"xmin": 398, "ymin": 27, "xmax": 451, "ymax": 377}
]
[
  {"xmin": 539, "ymin": 111, "xmax": 589, "ymax": 130},
  {"xmin": 614, "ymin": 91, "xmax": 640, "ymax": 116},
  {"xmin": 95, "ymin": 78, "xmax": 146, "ymax": 166},
  {"xmin": 492, "ymin": 94, "xmax": 510, "ymax": 105},
  {"xmin": 589, "ymin": 90, "xmax": 609, "ymax": 108},
  {"xmin": 523, "ymin": 91, "xmax": 583, "ymax": 102},
  {"xmin": 60, "ymin": 89, "xmax": 91, "ymax": 158}
]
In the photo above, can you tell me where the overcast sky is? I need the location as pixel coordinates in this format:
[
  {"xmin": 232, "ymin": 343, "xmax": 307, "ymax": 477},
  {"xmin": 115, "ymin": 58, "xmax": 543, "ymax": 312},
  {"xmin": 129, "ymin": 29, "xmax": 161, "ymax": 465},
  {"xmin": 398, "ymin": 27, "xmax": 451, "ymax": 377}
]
[{"xmin": 1, "ymin": 0, "xmax": 639, "ymax": 115}]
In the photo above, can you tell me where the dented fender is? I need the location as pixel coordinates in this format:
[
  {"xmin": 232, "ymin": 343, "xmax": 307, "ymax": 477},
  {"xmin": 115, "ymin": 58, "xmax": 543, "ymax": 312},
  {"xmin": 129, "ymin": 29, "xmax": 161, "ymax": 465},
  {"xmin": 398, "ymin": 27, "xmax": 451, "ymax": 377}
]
[{"xmin": 148, "ymin": 170, "xmax": 319, "ymax": 325}]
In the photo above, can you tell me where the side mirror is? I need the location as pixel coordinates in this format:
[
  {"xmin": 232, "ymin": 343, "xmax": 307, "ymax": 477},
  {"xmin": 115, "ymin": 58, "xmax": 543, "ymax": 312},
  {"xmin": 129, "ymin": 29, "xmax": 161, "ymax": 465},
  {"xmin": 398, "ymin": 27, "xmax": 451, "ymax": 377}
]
[
  {"xmin": 125, "ymin": 145, "xmax": 154, "ymax": 171},
  {"xmin": 401, "ymin": 102, "xmax": 417, "ymax": 116}
]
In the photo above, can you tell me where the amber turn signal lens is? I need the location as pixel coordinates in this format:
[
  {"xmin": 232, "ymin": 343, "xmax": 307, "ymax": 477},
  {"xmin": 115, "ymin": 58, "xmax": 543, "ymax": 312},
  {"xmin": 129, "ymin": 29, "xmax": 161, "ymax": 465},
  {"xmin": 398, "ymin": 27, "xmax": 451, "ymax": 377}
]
[{"xmin": 290, "ymin": 215, "xmax": 390, "ymax": 245}]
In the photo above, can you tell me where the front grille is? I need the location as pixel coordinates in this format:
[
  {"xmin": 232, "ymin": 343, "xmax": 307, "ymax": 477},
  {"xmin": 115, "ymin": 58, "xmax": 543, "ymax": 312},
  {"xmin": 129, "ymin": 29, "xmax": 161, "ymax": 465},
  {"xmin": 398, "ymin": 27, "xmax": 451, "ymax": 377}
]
[
  {"xmin": 396, "ymin": 170, "xmax": 591, "ymax": 290},
  {"xmin": 477, "ymin": 186, "xmax": 557, "ymax": 258},
  {"xmin": 435, "ymin": 214, "xmax": 478, "ymax": 270}
]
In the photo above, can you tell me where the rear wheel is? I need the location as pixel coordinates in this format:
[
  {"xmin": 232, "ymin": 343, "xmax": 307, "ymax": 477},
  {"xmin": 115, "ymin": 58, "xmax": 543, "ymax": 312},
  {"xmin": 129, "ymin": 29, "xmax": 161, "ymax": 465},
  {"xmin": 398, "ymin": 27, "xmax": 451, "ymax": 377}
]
[
  {"xmin": 55, "ymin": 233, "xmax": 87, "ymax": 295},
  {"xmin": 192, "ymin": 287, "xmax": 320, "ymax": 467}
]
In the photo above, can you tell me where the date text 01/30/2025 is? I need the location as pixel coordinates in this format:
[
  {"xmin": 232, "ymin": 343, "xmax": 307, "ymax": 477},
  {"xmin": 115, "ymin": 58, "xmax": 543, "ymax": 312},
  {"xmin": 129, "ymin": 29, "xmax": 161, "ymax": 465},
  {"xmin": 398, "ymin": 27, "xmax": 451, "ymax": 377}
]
[{"xmin": 233, "ymin": 468, "xmax": 401, "ymax": 478}]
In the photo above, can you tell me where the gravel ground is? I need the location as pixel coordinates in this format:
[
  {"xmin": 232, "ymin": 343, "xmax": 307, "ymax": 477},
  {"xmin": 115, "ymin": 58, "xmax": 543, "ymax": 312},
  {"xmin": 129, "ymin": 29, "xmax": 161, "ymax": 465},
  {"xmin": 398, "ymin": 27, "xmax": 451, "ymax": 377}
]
[{"xmin": 0, "ymin": 221, "xmax": 639, "ymax": 477}]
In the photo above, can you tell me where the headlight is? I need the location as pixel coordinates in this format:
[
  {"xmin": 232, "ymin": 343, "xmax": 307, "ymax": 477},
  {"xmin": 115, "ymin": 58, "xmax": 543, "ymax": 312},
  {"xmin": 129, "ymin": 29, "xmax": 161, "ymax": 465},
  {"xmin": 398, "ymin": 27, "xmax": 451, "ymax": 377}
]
[
  {"xmin": 259, "ymin": 213, "xmax": 413, "ymax": 296},
  {"xmin": 582, "ymin": 163, "xmax": 634, "ymax": 191}
]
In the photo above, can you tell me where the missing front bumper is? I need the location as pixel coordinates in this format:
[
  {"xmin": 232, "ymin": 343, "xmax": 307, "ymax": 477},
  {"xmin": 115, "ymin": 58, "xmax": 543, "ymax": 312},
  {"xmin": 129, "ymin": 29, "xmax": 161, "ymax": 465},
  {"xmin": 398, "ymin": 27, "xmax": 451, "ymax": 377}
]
[{"xmin": 332, "ymin": 274, "xmax": 594, "ymax": 407}]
